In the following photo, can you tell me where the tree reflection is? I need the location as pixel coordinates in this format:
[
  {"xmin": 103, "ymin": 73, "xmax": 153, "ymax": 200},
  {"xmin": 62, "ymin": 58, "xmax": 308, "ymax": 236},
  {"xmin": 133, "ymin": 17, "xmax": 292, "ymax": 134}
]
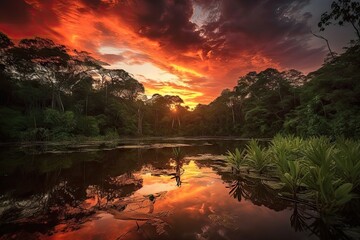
[
  {"xmin": 174, "ymin": 158, "xmax": 184, "ymax": 187},
  {"xmin": 213, "ymin": 166, "xmax": 289, "ymax": 212},
  {"xmin": 170, "ymin": 147, "xmax": 185, "ymax": 187},
  {"xmin": 289, "ymin": 203, "xmax": 360, "ymax": 240},
  {"xmin": 225, "ymin": 172, "xmax": 360, "ymax": 239},
  {"xmin": 290, "ymin": 203, "xmax": 311, "ymax": 232},
  {"xmin": 86, "ymin": 172, "xmax": 143, "ymax": 209},
  {"xmin": 0, "ymin": 150, "xmax": 146, "ymax": 237},
  {"xmin": 148, "ymin": 194, "xmax": 156, "ymax": 213},
  {"xmin": 227, "ymin": 176, "xmax": 251, "ymax": 202},
  {"xmin": 0, "ymin": 145, "xmax": 184, "ymax": 237}
]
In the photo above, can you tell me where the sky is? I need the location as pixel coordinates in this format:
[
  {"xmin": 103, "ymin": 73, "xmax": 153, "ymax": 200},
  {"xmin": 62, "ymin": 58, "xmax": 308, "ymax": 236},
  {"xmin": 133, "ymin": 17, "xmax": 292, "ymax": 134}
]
[{"xmin": 0, "ymin": 0, "xmax": 357, "ymax": 108}]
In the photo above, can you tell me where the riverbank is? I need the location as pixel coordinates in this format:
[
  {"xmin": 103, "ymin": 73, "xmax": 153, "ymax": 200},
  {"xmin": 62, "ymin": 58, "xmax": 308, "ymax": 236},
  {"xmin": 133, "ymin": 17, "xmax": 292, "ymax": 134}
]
[{"xmin": 0, "ymin": 136, "xmax": 271, "ymax": 154}]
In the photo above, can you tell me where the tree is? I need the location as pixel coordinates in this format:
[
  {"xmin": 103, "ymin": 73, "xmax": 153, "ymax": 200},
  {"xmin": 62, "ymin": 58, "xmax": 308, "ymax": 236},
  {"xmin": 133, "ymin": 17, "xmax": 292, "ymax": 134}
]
[
  {"xmin": 0, "ymin": 33, "xmax": 147, "ymax": 140},
  {"xmin": 319, "ymin": 0, "xmax": 360, "ymax": 39},
  {"xmin": 0, "ymin": 32, "xmax": 14, "ymax": 50},
  {"xmin": 98, "ymin": 69, "xmax": 144, "ymax": 100},
  {"xmin": 145, "ymin": 94, "xmax": 184, "ymax": 135},
  {"xmin": 6, "ymin": 37, "xmax": 71, "ymax": 111},
  {"xmin": 135, "ymin": 95, "xmax": 147, "ymax": 135}
]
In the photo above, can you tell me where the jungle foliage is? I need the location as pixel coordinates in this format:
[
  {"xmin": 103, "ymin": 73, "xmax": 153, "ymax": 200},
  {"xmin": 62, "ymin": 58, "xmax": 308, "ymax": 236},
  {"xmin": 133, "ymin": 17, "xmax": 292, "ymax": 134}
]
[
  {"xmin": 225, "ymin": 135, "xmax": 360, "ymax": 215},
  {"xmin": 0, "ymin": 31, "xmax": 359, "ymax": 141}
]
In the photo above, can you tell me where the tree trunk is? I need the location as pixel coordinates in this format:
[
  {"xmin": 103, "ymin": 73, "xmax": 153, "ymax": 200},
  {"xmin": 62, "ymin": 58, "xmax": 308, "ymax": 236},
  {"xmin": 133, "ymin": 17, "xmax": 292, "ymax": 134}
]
[
  {"xmin": 155, "ymin": 110, "xmax": 158, "ymax": 133},
  {"xmin": 137, "ymin": 107, "xmax": 143, "ymax": 135},
  {"xmin": 231, "ymin": 105, "xmax": 235, "ymax": 128},
  {"xmin": 57, "ymin": 92, "xmax": 64, "ymax": 112},
  {"xmin": 51, "ymin": 86, "xmax": 55, "ymax": 109},
  {"xmin": 85, "ymin": 95, "xmax": 88, "ymax": 116},
  {"xmin": 105, "ymin": 84, "xmax": 108, "ymax": 105},
  {"xmin": 33, "ymin": 115, "xmax": 37, "ymax": 129}
]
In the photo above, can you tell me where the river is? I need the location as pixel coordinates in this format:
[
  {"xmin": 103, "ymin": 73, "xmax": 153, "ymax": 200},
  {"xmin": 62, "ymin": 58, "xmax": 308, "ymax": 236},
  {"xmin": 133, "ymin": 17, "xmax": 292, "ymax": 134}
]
[{"xmin": 0, "ymin": 139, "xmax": 349, "ymax": 239}]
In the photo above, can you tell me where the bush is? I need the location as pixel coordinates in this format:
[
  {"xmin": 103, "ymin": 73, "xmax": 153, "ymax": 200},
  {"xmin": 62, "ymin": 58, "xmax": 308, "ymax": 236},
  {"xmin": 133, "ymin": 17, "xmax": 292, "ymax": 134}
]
[
  {"xmin": 245, "ymin": 139, "xmax": 271, "ymax": 174},
  {"xmin": 75, "ymin": 116, "xmax": 100, "ymax": 136},
  {"xmin": 20, "ymin": 128, "xmax": 49, "ymax": 141},
  {"xmin": 43, "ymin": 108, "xmax": 76, "ymax": 137},
  {"xmin": 0, "ymin": 107, "xmax": 27, "ymax": 141},
  {"xmin": 227, "ymin": 136, "xmax": 358, "ymax": 214}
]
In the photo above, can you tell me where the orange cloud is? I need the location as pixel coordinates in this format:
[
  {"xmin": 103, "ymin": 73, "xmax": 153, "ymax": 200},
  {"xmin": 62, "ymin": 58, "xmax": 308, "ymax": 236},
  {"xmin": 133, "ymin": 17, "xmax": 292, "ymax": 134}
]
[{"xmin": 0, "ymin": 0, "xmax": 327, "ymax": 107}]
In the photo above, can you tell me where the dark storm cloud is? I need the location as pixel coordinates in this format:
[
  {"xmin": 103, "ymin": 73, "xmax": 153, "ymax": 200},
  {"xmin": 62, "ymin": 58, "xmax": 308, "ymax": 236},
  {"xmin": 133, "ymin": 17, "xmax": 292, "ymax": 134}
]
[
  {"xmin": 80, "ymin": 0, "xmax": 103, "ymax": 8},
  {"xmin": 74, "ymin": 0, "xmax": 204, "ymax": 50},
  {"xmin": 0, "ymin": 0, "xmax": 32, "ymax": 24},
  {"xmin": 195, "ymin": 0, "xmax": 324, "ymax": 70},
  {"xmin": 78, "ymin": 0, "xmax": 324, "ymax": 70},
  {"xmin": 0, "ymin": 0, "xmax": 61, "ymax": 38},
  {"xmin": 116, "ymin": 0, "xmax": 204, "ymax": 50}
]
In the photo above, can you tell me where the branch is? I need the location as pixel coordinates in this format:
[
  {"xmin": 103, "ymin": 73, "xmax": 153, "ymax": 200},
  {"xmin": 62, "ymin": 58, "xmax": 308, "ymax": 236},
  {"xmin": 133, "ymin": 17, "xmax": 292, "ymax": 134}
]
[
  {"xmin": 311, "ymin": 31, "xmax": 336, "ymax": 60},
  {"xmin": 350, "ymin": 21, "xmax": 360, "ymax": 39}
]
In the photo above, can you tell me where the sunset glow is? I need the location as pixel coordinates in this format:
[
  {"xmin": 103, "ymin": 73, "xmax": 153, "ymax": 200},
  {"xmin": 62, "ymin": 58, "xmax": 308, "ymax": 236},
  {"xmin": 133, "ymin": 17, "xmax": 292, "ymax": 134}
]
[
  {"xmin": 0, "ymin": 0, "xmax": 354, "ymax": 107},
  {"xmin": 170, "ymin": 104, "xmax": 177, "ymax": 113}
]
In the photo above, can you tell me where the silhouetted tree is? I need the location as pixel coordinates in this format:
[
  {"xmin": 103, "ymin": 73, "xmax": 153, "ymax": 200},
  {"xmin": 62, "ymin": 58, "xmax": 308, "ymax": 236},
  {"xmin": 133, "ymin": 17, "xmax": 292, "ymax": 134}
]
[{"xmin": 319, "ymin": 0, "xmax": 360, "ymax": 39}]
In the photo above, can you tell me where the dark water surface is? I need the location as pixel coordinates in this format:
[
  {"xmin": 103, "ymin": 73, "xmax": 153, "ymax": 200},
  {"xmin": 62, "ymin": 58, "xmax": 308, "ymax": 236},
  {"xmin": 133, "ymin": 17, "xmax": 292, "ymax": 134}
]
[{"xmin": 0, "ymin": 139, "xmax": 350, "ymax": 239}]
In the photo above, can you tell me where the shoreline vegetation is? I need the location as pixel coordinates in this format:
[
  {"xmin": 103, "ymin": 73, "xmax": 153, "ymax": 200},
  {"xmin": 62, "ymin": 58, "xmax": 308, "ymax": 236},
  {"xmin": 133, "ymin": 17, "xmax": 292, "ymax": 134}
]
[
  {"xmin": 0, "ymin": 136, "xmax": 271, "ymax": 146},
  {"xmin": 0, "ymin": 136, "xmax": 270, "ymax": 155},
  {"xmin": 225, "ymin": 135, "xmax": 360, "ymax": 216}
]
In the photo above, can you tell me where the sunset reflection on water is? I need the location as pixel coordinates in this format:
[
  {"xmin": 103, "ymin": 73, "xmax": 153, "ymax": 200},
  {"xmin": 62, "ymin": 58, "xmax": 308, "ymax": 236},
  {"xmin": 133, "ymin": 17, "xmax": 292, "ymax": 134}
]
[
  {"xmin": 43, "ymin": 159, "xmax": 312, "ymax": 240},
  {"xmin": 0, "ymin": 141, "xmax": 318, "ymax": 240}
]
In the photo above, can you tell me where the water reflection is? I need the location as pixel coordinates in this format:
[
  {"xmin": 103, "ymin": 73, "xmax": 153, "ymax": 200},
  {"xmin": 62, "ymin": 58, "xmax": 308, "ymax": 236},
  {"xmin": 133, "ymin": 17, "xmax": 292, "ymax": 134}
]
[
  {"xmin": 288, "ymin": 203, "xmax": 360, "ymax": 240},
  {"xmin": 290, "ymin": 203, "xmax": 310, "ymax": 232},
  {"xmin": 169, "ymin": 157, "xmax": 185, "ymax": 187},
  {"xmin": 227, "ymin": 177, "xmax": 251, "ymax": 202},
  {"xmin": 0, "ymin": 141, "xmax": 359, "ymax": 240}
]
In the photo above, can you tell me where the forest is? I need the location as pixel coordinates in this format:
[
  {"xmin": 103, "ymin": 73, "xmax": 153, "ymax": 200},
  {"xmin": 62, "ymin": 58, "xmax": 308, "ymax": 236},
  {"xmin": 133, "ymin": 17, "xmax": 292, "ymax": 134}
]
[{"xmin": 0, "ymin": 31, "xmax": 359, "ymax": 142}]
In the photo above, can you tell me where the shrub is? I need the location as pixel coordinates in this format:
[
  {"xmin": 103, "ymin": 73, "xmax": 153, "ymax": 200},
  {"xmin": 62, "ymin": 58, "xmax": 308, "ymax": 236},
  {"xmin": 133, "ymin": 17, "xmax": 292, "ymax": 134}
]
[
  {"xmin": 226, "ymin": 148, "xmax": 247, "ymax": 172},
  {"xmin": 245, "ymin": 139, "xmax": 271, "ymax": 174}
]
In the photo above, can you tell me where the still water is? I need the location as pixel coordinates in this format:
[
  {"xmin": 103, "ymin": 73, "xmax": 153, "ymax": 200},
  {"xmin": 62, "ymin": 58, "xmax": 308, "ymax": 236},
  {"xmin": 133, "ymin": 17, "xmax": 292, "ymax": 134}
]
[{"xmin": 0, "ymin": 139, "xmax": 351, "ymax": 239}]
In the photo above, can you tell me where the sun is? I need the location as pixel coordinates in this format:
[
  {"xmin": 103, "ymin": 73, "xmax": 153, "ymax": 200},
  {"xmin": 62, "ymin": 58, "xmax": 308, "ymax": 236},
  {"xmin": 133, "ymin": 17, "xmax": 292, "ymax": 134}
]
[{"xmin": 170, "ymin": 104, "xmax": 177, "ymax": 113}]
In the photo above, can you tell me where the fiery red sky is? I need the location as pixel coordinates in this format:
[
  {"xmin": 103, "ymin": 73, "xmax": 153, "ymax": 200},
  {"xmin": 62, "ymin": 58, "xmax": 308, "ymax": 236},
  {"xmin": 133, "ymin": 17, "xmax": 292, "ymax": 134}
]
[{"xmin": 0, "ymin": 0, "xmax": 355, "ymax": 107}]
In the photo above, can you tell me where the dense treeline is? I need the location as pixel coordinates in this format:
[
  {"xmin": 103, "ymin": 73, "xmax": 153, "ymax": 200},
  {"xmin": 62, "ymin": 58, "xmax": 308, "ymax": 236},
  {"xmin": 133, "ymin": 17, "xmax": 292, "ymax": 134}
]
[
  {"xmin": 0, "ymin": 32, "xmax": 359, "ymax": 141},
  {"xmin": 186, "ymin": 44, "xmax": 360, "ymax": 138},
  {"xmin": 0, "ymin": 32, "xmax": 186, "ymax": 140}
]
